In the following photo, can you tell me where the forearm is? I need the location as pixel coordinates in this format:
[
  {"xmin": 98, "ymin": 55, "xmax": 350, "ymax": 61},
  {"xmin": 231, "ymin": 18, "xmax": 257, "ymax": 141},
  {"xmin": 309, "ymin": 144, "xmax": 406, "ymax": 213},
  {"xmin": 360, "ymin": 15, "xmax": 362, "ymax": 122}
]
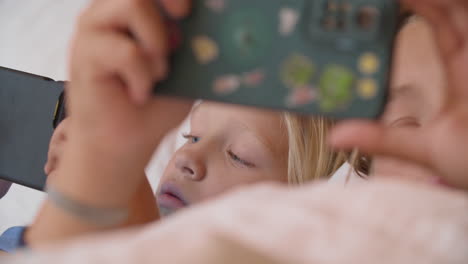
[
  {"xmin": 26, "ymin": 176, "xmax": 159, "ymax": 247},
  {"xmin": 26, "ymin": 135, "xmax": 162, "ymax": 247}
]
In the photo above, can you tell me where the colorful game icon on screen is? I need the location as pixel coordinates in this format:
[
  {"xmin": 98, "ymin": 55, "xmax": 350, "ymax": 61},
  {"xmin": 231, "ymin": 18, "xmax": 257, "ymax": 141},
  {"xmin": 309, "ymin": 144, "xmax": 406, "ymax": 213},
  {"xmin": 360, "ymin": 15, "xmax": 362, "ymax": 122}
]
[
  {"xmin": 242, "ymin": 69, "xmax": 265, "ymax": 87},
  {"xmin": 213, "ymin": 75, "xmax": 241, "ymax": 95},
  {"xmin": 319, "ymin": 65, "xmax": 355, "ymax": 111},
  {"xmin": 286, "ymin": 86, "xmax": 317, "ymax": 107},
  {"xmin": 281, "ymin": 54, "xmax": 316, "ymax": 90},
  {"xmin": 192, "ymin": 36, "xmax": 219, "ymax": 64},
  {"xmin": 279, "ymin": 8, "xmax": 300, "ymax": 36},
  {"xmin": 205, "ymin": 0, "xmax": 226, "ymax": 13}
]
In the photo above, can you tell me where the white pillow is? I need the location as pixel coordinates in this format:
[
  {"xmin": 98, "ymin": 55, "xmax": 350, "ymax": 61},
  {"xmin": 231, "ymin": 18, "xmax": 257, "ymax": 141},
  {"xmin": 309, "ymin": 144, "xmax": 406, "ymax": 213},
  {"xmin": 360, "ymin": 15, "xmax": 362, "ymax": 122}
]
[{"xmin": 146, "ymin": 115, "xmax": 191, "ymax": 193}]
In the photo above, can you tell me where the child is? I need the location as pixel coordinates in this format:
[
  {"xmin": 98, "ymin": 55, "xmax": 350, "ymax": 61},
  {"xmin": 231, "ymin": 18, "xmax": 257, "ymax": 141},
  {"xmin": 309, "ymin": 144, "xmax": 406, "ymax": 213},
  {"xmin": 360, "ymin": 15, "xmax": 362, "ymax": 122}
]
[
  {"xmin": 145, "ymin": 101, "xmax": 347, "ymax": 216},
  {"xmin": 3, "ymin": 0, "xmax": 468, "ymax": 261},
  {"xmin": 20, "ymin": 102, "xmax": 345, "ymax": 248}
]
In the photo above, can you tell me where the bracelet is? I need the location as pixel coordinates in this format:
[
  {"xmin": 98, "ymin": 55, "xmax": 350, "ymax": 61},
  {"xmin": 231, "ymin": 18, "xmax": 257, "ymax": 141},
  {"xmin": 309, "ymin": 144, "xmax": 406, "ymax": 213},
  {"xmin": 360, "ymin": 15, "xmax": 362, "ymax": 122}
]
[{"xmin": 45, "ymin": 184, "xmax": 129, "ymax": 227}]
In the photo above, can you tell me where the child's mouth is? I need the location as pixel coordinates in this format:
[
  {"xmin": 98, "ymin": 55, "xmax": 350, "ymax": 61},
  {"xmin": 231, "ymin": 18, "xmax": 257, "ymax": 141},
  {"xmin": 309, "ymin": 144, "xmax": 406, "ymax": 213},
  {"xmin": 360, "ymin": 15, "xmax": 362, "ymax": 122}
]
[{"xmin": 157, "ymin": 183, "xmax": 188, "ymax": 211}]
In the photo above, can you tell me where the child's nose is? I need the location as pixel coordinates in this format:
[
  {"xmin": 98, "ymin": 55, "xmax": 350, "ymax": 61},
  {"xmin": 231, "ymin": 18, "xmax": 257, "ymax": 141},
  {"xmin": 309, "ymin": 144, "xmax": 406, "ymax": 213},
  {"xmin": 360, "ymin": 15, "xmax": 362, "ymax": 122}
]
[{"xmin": 174, "ymin": 152, "xmax": 206, "ymax": 181}]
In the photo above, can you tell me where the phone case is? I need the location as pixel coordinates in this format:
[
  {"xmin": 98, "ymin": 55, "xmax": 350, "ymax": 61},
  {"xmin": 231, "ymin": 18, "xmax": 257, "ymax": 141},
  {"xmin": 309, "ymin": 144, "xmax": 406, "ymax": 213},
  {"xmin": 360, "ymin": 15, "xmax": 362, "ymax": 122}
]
[
  {"xmin": 155, "ymin": 0, "xmax": 400, "ymax": 119},
  {"xmin": 0, "ymin": 67, "xmax": 64, "ymax": 190}
]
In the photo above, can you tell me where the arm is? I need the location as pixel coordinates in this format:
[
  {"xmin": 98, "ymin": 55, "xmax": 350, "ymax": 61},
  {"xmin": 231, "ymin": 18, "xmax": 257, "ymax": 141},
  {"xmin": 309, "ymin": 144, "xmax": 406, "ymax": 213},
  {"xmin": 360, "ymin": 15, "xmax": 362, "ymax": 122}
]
[
  {"xmin": 26, "ymin": 176, "xmax": 159, "ymax": 246},
  {"xmin": 26, "ymin": 119, "xmax": 159, "ymax": 246},
  {"xmin": 24, "ymin": 0, "xmax": 193, "ymax": 246}
]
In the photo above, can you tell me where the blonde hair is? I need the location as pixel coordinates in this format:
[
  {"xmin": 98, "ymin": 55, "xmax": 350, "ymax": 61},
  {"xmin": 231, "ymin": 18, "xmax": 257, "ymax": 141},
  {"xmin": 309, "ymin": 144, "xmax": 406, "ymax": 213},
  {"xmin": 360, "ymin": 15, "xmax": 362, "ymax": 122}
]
[{"xmin": 283, "ymin": 113, "xmax": 348, "ymax": 185}]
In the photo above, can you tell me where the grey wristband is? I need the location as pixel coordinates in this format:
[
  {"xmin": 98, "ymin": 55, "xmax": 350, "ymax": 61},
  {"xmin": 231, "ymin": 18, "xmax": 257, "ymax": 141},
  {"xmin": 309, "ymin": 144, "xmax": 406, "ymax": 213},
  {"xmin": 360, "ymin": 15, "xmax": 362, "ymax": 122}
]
[{"xmin": 45, "ymin": 184, "xmax": 129, "ymax": 227}]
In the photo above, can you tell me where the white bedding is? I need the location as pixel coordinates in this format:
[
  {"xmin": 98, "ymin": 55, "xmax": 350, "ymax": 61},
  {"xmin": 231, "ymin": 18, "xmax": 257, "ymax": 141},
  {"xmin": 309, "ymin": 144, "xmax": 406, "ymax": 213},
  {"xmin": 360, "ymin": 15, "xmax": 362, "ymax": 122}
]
[{"xmin": 5, "ymin": 179, "xmax": 468, "ymax": 264}]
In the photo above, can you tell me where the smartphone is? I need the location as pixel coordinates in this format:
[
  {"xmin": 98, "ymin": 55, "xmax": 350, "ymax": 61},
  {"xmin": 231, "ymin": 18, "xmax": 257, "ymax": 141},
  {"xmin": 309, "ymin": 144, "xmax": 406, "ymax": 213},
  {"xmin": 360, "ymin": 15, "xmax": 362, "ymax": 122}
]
[
  {"xmin": 155, "ymin": 0, "xmax": 400, "ymax": 119},
  {"xmin": 0, "ymin": 66, "xmax": 64, "ymax": 190}
]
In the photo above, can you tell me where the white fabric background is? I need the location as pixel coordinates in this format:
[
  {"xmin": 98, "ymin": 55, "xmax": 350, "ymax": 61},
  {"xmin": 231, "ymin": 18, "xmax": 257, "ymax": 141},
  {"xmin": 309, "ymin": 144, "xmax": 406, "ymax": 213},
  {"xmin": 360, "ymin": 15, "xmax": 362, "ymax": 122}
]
[{"xmin": 0, "ymin": 0, "xmax": 359, "ymax": 233}]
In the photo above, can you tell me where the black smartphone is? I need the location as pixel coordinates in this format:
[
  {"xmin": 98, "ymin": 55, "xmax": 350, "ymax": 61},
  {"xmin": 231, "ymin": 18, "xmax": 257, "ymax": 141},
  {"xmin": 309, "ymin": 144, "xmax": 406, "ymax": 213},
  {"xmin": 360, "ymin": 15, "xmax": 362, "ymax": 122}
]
[
  {"xmin": 0, "ymin": 66, "xmax": 64, "ymax": 190},
  {"xmin": 155, "ymin": 0, "xmax": 400, "ymax": 119}
]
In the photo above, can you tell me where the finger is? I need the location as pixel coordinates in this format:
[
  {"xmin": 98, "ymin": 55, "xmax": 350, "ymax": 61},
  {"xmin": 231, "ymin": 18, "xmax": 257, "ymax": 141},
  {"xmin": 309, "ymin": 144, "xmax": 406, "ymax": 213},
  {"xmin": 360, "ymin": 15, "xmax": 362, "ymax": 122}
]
[
  {"xmin": 44, "ymin": 142, "xmax": 61, "ymax": 175},
  {"xmin": 54, "ymin": 119, "xmax": 69, "ymax": 140},
  {"xmin": 403, "ymin": 0, "xmax": 465, "ymax": 55},
  {"xmin": 85, "ymin": 33, "xmax": 154, "ymax": 104},
  {"xmin": 44, "ymin": 155, "xmax": 59, "ymax": 175},
  {"xmin": 44, "ymin": 148, "xmax": 62, "ymax": 176},
  {"xmin": 402, "ymin": 0, "xmax": 468, "ymax": 100},
  {"xmin": 44, "ymin": 120, "xmax": 69, "ymax": 175},
  {"xmin": 44, "ymin": 160, "xmax": 53, "ymax": 175},
  {"xmin": 159, "ymin": 0, "xmax": 191, "ymax": 19},
  {"xmin": 329, "ymin": 121, "xmax": 433, "ymax": 169},
  {"xmin": 82, "ymin": 0, "xmax": 169, "ymax": 83}
]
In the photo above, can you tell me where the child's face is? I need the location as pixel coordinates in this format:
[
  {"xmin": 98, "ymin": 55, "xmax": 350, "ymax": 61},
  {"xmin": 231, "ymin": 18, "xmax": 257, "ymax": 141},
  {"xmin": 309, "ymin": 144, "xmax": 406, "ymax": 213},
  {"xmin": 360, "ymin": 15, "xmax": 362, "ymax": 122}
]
[
  {"xmin": 158, "ymin": 102, "xmax": 288, "ymax": 216},
  {"xmin": 372, "ymin": 19, "xmax": 445, "ymax": 184}
]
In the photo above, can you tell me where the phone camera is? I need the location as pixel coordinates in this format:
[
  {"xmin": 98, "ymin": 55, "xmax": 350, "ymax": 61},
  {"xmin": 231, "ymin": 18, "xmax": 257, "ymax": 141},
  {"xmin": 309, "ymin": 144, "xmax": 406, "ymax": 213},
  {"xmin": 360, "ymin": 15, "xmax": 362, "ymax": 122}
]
[{"xmin": 357, "ymin": 6, "xmax": 380, "ymax": 30}]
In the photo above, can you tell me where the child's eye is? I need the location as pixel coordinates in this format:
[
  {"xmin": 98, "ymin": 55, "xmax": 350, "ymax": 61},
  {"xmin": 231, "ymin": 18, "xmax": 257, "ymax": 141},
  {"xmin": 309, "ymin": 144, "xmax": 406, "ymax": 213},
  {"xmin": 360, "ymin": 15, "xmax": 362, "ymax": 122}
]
[
  {"xmin": 228, "ymin": 150, "xmax": 254, "ymax": 168},
  {"xmin": 183, "ymin": 134, "xmax": 200, "ymax": 144}
]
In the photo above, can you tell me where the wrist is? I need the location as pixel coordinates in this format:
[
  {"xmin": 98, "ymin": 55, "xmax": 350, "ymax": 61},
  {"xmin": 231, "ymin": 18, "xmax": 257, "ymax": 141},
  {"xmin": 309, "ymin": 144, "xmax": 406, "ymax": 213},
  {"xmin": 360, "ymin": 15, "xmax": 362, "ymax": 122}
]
[{"xmin": 50, "ymin": 136, "xmax": 147, "ymax": 209}]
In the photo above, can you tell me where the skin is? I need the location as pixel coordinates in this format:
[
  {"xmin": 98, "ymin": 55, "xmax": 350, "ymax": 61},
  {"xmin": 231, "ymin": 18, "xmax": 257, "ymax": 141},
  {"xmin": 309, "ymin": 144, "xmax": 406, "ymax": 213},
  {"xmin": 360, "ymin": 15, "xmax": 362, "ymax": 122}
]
[
  {"xmin": 28, "ymin": 120, "xmax": 159, "ymax": 248},
  {"xmin": 157, "ymin": 102, "xmax": 288, "ymax": 216},
  {"xmin": 372, "ymin": 19, "xmax": 446, "ymax": 185}
]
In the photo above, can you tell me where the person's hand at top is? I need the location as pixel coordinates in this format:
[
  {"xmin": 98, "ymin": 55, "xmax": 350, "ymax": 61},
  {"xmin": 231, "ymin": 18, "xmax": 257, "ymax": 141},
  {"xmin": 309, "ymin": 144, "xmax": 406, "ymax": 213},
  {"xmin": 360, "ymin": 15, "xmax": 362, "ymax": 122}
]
[
  {"xmin": 54, "ymin": 0, "xmax": 193, "ymax": 208},
  {"xmin": 68, "ymin": 0, "xmax": 193, "ymax": 168},
  {"xmin": 330, "ymin": 0, "xmax": 468, "ymax": 190}
]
